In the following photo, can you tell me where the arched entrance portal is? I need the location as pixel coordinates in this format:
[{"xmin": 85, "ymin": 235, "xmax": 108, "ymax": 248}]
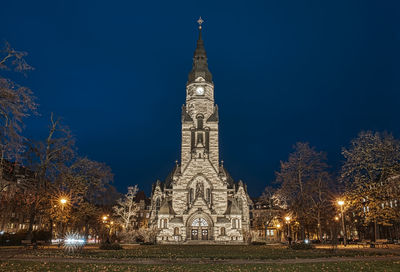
[{"xmin": 190, "ymin": 218, "xmax": 210, "ymax": 240}]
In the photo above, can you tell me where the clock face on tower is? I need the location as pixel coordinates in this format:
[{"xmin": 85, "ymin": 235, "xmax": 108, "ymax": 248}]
[{"xmin": 196, "ymin": 86, "xmax": 205, "ymax": 95}]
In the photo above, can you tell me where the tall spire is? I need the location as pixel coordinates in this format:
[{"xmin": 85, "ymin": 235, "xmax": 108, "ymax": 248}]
[{"xmin": 188, "ymin": 17, "xmax": 212, "ymax": 84}]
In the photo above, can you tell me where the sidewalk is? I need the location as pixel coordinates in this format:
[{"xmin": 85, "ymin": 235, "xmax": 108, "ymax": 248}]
[{"xmin": 1, "ymin": 255, "xmax": 400, "ymax": 265}]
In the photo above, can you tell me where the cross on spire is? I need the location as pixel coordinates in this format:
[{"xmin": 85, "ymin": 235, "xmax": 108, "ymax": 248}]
[{"xmin": 197, "ymin": 17, "xmax": 204, "ymax": 29}]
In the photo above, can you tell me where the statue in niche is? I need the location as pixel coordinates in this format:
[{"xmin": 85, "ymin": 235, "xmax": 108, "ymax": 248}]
[{"xmin": 195, "ymin": 181, "xmax": 204, "ymax": 198}]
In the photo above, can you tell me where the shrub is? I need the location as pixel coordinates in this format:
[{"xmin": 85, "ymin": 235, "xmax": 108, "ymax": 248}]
[
  {"xmin": 289, "ymin": 243, "xmax": 314, "ymax": 250},
  {"xmin": 140, "ymin": 242, "xmax": 154, "ymax": 245},
  {"xmin": 0, "ymin": 230, "xmax": 52, "ymax": 246},
  {"xmin": 0, "ymin": 230, "xmax": 29, "ymax": 246},
  {"xmin": 32, "ymin": 230, "xmax": 52, "ymax": 242},
  {"xmin": 99, "ymin": 242, "xmax": 123, "ymax": 250},
  {"xmin": 251, "ymin": 241, "xmax": 266, "ymax": 245}
]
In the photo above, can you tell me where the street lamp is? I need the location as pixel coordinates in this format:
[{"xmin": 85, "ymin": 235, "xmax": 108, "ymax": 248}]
[
  {"xmin": 276, "ymin": 224, "xmax": 281, "ymax": 242},
  {"xmin": 102, "ymin": 215, "xmax": 111, "ymax": 243},
  {"xmin": 285, "ymin": 216, "xmax": 292, "ymax": 244},
  {"xmin": 337, "ymin": 200, "xmax": 346, "ymax": 246},
  {"xmin": 58, "ymin": 197, "xmax": 68, "ymax": 239},
  {"xmin": 59, "ymin": 197, "xmax": 68, "ymax": 211}
]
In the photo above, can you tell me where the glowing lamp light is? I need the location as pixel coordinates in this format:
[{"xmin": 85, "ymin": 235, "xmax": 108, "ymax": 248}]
[
  {"xmin": 63, "ymin": 232, "xmax": 86, "ymax": 253},
  {"xmin": 305, "ymin": 239, "xmax": 310, "ymax": 244},
  {"xmin": 102, "ymin": 216, "xmax": 108, "ymax": 221},
  {"xmin": 338, "ymin": 200, "xmax": 344, "ymax": 206},
  {"xmin": 60, "ymin": 198, "xmax": 67, "ymax": 205},
  {"xmin": 65, "ymin": 238, "xmax": 85, "ymax": 245},
  {"xmin": 276, "ymin": 224, "xmax": 281, "ymax": 228},
  {"xmin": 335, "ymin": 216, "xmax": 339, "ymax": 221},
  {"xmin": 285, "ymin": 216, "xmax": 291, "ymax": 222}
]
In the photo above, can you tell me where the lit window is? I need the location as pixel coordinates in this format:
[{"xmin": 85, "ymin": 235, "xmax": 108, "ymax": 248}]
[{"xmin": 192, "ymin": 218, "xmax": 208, "ymax": 227}]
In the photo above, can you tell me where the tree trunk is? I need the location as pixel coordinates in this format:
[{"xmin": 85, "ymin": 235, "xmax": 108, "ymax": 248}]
[
  {"xmin": 49, "ymin": 219, "xmax": 53, "ymax": 239},
  {"xmin": 373, "ymin": 219, "xmax": 378, "ymax": 242},
  {"xmin": 301, "ymin": 225, "xmax": 305, "ymax": 240},
  {"xmin": 317, "ymin": 211, "xmax": 322, "ymax": 241},
  {"xmin": 84, "ymin": 220, "xmax": 90, "ymax": 240},
  {"xmin": 27, "ymin": 203, "xmax": 36, "ymax": 239}
]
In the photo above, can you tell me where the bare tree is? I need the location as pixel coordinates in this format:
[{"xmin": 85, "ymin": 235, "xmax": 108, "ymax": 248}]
[
  {"xmin": 276, "ymin": 142, "xmax": 331, "ymax": 240},
  {"xmin": 135, "ymin": 226, "xmax": 159, "ymax": 244},
  {"xmin": 23, "ymin": 113, "xmax": 75, "ymax": 235},
  {"xmin": 113, "ymin": 185, "xmax": 140, "ymax": 230},
  {"xmin": 0, "ymin": 41, "xmax": 37, "ymax": 195},
  {"xmin": 342, "ymin": 131, "xmax": 400, "ymax": 240},
  {"xmin": 48, "ymin": 156, "xmax": 113, "ymax": 237},
  {"xmin": 308, "ymin": 172, "xmax": 335, "ymax": 240}
]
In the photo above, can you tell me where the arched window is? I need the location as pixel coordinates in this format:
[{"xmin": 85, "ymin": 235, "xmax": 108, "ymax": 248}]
[
  {"xmin": 197, "ymin": 115, "xmax": 204, "ymax": 129},
  {"xmin": 220, "ymin": 227, "xmax": 226, "ymax": 236},
  {"xmin": 191, "ymin": 218, "xmax": 208, "ymax": 227},
  {"xmin": 163, "ymin": 218, "xmax": 168, "ymax": 229},
  {"xmin": 195, "ymin": 181, "xmax": 204, "ymax": 198},
  {"xmin": 189, "ymin": 188, "xmax": 194, "ymax": 203},
  {"xmin": 174, "ymin": 227, "xmax": 180, "ymax": 235},
  {"xmin": 206, "ymin": 188, "xmax": 211, "ymax": 203},
  {"xmin": 232, "ymin": 219, "xmax": 237, "ymax": 229},
  {"xmin": 156, "ymin": 198, "xmax": 160, "ymax": 210},
  {"xmin": 197, "ymin": 132, "xmax": 204, "ymax": 145}
]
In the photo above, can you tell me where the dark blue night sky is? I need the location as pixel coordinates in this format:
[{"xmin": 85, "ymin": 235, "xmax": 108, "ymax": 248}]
[{"xmin": 1, "ymin": 1, "xmax": 399, "ymax": 197}]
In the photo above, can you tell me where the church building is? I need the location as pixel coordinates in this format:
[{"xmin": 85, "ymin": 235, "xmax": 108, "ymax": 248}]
[{"xmin": 149, "ymin": 19, "xmax": 252, "ymax": 244}]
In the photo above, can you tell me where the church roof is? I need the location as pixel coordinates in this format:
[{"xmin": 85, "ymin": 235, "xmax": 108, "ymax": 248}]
[
  {"xmin": 135, "ymin": 190, "xmax": 146, "ymax": 203},
  {"xmin": 164, "ymin": 164, "xmax": 178, "ymax": 189},
  {"xmin": 181, "ymin": 105, "xmax": 193, "ymax": 122},
  {"xmin": 219, "ymin": 165, "xmax": 234, "ymax": 188},
  {"xmin": 206, "ymin": 105, "xmax": 219, "ymax": 122},
  {"xmin": 216, "ymin": 217, "xmax": 230, "ymax": 223},
  {"xmin": 159, "ymin": 199, "xmax": 176, "ymax": 215},
  {"xmin": 170, "ymin": 217, "xmax": 184, "ymax": 223},
  {"xmin": 187, "ymin": 23, "xmax": 212, "ymax": 84},
  {"xmin": 224, "ymin": 198, "xmax": 241, "ymax": 215}
]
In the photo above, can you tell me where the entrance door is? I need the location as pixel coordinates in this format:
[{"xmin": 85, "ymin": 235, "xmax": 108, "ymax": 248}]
[
  {"xmin": 191, "ymin": 229, "xmax": 198, "ymax": 240},
  {"xmin": 201, "ymin": 229, "xmax": 208, "ymax": 240},
  {"xmin": 191, "ymin": 217, "xmax": 209, "ymax": 241}
]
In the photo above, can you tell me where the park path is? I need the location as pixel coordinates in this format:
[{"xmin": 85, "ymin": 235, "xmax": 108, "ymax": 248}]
[{"xmin": 1, "ymin": 255, "xmax": 400, "ymax": 265}]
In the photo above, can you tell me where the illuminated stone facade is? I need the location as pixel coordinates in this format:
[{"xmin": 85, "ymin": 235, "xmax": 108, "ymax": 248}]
[{"xmin": 149, "ymin": 23, "xmax": 251, "ymax": 244}]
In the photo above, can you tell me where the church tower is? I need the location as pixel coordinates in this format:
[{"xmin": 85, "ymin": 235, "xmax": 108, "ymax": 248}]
[
  {"xmin": 150, "ymin": 18, "xmax": 251, "ymax": 244},
  {"xmin": 181, "ymin": 17, "xmax": 219, "ymax": 171}
]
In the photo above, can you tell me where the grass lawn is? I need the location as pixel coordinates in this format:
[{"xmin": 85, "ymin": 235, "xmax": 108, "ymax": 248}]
[
  {"xmin": 12, "ymin": 244, "xmax": 399, "ymax": 260},
  {"xmin": 1, "ymin": 260, "xmax": 400, "ymax": 271}
]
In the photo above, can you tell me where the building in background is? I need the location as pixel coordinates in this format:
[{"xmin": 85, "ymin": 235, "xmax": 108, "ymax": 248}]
[
  {"xmin": 250, "ymin": 198, "xmax": 283, "ymax": 243},
  {"xmin": 134, "ymin": 191, "xmax": 151, "ymax": 229}
]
